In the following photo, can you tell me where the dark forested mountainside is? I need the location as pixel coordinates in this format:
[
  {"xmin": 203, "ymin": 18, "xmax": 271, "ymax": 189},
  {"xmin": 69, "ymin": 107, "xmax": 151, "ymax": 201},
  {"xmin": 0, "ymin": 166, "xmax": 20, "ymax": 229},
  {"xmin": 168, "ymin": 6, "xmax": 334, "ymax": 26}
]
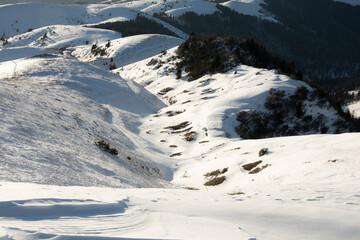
[
  {"xmin": 154, "ymin": 1, "xmax": 360, "ymax": 88},
  {"xmin": 91, "ymin": 15, "xmax": 181, "ymax": 38},
  {"xmin": 175, "ymin": 34, "xmax": 302, "ymax": 81}
]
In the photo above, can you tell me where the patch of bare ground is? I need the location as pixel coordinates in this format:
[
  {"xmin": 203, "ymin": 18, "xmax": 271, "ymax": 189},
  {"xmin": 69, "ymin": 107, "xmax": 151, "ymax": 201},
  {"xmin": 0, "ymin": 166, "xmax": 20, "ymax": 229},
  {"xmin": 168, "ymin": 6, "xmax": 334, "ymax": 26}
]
[
  {"xmin": 182, "ymin": 100, "xmax": 191, "ymax": 104},
  {"xmin": 164, "ymin": 121, "xmax": 191, "ymax": 130},
  {"xmin": 204, "ymin": 168, "xmax": 228, "ymax": 186},
  {"xmin": 204, "ymin": 168, "xmax": 228, "ymax": 177},
  {"xmin": 249, "ymin": 164, "xmax": 270, "ymax": 174},
  {"xmin": 242, "ymin": 160, "xmax": 262, "ymax": 171},
  {"xmin": 204, "ymin": 176, "xmax": 226, "ymax": 186},
  {"xmin": 184, "ymin": 187, "xmax": 199, "ymax": 191},
  {"xmin": 158, "ymin": 87, "xmax": 173, "ymax": 95},
  {"xmin": 229, "ymin": 192, "xmax": 245, "ymax": 196},
  {"xmin": 168, "ymin": 110, "xmax": 185, "ymax": 117},
  {"xmin": 170, "ymin": 152, "xmax": 182, "ymax": 157},
  {"xmin": 183, "ymin": 131, "xmax": 197, "ymax": 141}
]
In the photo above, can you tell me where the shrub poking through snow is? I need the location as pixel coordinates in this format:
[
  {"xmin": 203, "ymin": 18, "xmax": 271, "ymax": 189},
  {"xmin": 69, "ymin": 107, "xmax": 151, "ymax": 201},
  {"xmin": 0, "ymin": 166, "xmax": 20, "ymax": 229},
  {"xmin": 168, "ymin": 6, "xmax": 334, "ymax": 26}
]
[
  {"xmin": 204, "ymin": 176, "xmax": 226, "ymax": 186},
  {"xmin": 95, "ymin": 140, "xmax": 118, "ymax": 155},
  {"xmin": 164, "ymin": 121, "xmax": 191, "ymax": 130},
  {"xmin": 183, "ymin": 131, "xmax": 197, "ymax": 142},
  {"xmin": 242, "ymin": 161, "xmax": 262, "ymax": 171},
  {"xmin": 204, "ymin": 168, "xmax": 228, "ymax": 186},
  {"xmin": 259, "ymin": 148, "xmax": 269, "ymax": 157},
  {"xmin": 158, "ymin": 87, "xmax": 173, "ymax": 95},
  {"xmin": 204, "ymin": 168, "xmax": 228, "ymax": 177},
  {"xmin": 170, "ymin": 152, "xmax": 182, "ymax": 157},
  {"xmin": 249, "ymin": 164, "xmax": 270, "ymax": 174}
]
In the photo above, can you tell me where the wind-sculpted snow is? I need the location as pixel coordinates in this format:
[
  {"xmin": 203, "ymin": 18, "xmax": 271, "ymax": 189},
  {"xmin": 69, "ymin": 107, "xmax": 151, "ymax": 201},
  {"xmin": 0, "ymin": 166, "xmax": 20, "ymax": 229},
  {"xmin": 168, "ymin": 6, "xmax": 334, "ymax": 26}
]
[
  {"xmin": 0, "ymin": 198, "xmax": 128, "ymax": 219},
  {"xmin": 0, "ymin": 182, "xmax": 360, "ymax": 239}
]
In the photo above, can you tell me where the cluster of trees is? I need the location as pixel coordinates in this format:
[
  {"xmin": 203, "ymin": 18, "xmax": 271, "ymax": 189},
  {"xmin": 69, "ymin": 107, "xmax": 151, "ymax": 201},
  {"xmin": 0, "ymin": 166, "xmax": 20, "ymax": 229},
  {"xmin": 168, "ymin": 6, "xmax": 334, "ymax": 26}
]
[
  {"xmin": 91, "ymin": 15, "xmax": 179, "ymax": 38},
  {"xmin": 154, "ymin": 1, "xmax": 360, "ymax": 85},
  {"xmin": 235, "ymin": 87, "xmax": 354, "ymax": 139},
  {"xmin": 175, "ymin": 34, "xmax": 302, "ymax": 81}
]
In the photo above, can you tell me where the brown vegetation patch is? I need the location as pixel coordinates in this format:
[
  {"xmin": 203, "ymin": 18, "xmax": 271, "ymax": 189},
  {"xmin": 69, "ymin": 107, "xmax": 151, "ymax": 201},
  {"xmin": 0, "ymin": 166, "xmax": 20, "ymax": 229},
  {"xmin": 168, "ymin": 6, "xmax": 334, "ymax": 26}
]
[
  {"xmin": 184, "ymin": 187, "xmax": 199, "ymax": 191},
  {"xmin": 242, "ymin": 160, "xmax": 262, "ymax": 171},
  {"xmin": 224, "ymin": 147, "xmax": 241, "ymax": 152},
  {"xmin": 170, "ymin": 152, "xmax": 182, "ymax": 157},
  {"xmin": 249, "ymin": 164, "xmax": 270, "ymax": 174},
  {"xmin": 259, "ymin": 148, "xmax": 269, "ymax": 157},
  {"xmin": 204, "ymin": 168, "xmax": 228, "ymax": 177},
  {"xmin": 229, "ymin": 192, "xmax": 245, "ymax": 196},
  {"xmin": 168, "ymin": 97, "xmax": 177, "ymax": 105},
  {"xmin": 164, "ymin": 121, "xmax": 191, "ymax": 130},
  {"xmin": 183, "ymin": 131, "xmax": 197, "ymax": 142},
  {"xmin": 204, "ymin": 176, "xmax": 226, "ymax": 186},
  {"xmin": 168, "ymin": 110, "xmax": 185, "ymax": 117}
]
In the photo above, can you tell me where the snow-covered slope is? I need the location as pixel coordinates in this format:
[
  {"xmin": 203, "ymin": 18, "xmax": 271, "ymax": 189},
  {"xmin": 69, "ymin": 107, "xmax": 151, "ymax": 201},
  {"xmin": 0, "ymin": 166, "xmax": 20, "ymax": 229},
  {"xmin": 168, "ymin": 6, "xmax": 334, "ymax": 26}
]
[
  {"xmin": 73, "ymin": 34, "xmax": 184, "ymax": 69},
  {"xmin": 1, "ymin": 179, "xmax": 360, "ymax": 240},
  {"xmin": 0, "ymin": 54, "xmax": 173, "ymax": 187},
  {"xmin": 0, "ymin": 2, "xmax": 360, "ymax": 239},
  {"xmin": 0, "ymin": 3, "xmax": 137, "ymax": 37}
]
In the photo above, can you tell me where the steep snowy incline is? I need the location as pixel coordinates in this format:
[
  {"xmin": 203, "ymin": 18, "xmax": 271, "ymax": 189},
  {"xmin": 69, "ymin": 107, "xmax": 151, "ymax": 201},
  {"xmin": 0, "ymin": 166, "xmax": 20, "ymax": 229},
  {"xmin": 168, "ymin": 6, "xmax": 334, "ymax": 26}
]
[{"xmin": 0, "ymin": 54, "xmax": 172, "ymax": 187}]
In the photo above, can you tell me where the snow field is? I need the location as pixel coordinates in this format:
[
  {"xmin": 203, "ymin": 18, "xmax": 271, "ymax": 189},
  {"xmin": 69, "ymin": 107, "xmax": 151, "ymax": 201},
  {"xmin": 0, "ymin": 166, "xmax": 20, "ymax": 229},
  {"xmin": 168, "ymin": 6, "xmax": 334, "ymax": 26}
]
[{"xmin": 0, "ymin": 181, "xmax": 360, "ymax": 239}]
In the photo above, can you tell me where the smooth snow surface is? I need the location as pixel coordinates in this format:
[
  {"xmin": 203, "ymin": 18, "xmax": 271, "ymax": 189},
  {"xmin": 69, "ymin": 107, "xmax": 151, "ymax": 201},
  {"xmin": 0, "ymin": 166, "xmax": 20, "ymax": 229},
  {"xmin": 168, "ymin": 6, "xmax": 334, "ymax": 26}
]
[{"xmin": 1, "ymin": 179, "xmax": 360, "ymax": 239}]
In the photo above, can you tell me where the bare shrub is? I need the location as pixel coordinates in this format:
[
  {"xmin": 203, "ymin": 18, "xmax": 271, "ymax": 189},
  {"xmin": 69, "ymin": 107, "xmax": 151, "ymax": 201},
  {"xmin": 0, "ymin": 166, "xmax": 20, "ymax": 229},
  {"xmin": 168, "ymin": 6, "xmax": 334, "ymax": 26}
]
[
  {"xmin": 259, "ymin": 148, "xmax": 269, "ymax": 157},
  {"xmin": 249, "ymin": 164, "xmax": 270, "ymax": 174},
  {"xmin": 204, "ymin": 168, "xmax": 228, "ymax": 177},
  {"xmin": 164, "ymin": 121, "xmax": 190, "ymax": 130},
  {"xmin": 158, "ymin": 87, "xmax": 173, "ymax": 95},
  {"xmin": 95, "ymin": 140, "xmax": 118, "ymax": 155},
  {"xmin": 183, "ymin": 131, "xmax": 197, "ymax": 141},
  {"xmin": 204, "ymin": 176, "xmax": 226, "ymax": 186},
  {"xmin": 242, "ymin": 160, "xmax": 262, "ymax": 171},
  {"xmin": 229, "ymin": 192, "xmax": 245, "ymax": 195},
  {"xmin": 170, "ymin": 152, "xmax": 182, "ymax": 157}
]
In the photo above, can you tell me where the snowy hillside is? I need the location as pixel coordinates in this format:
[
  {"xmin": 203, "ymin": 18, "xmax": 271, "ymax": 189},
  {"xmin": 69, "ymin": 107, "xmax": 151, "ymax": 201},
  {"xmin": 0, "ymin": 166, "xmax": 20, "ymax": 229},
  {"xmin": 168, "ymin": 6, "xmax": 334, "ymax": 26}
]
[
  {"xmin": 0, "ymin": 1, "xmax": 360, "ymax": 239},
  {"xmin": 0, "ymin": 54, "xmax": 174, "ymax": 187}
]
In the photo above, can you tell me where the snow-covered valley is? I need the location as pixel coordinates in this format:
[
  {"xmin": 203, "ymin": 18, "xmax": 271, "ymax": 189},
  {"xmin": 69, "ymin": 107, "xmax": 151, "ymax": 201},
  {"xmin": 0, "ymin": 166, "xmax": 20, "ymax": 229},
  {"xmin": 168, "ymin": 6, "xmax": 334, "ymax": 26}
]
[{"xmin": 0, "ymin": 1, "xmax": 360, "ymax": 239}]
